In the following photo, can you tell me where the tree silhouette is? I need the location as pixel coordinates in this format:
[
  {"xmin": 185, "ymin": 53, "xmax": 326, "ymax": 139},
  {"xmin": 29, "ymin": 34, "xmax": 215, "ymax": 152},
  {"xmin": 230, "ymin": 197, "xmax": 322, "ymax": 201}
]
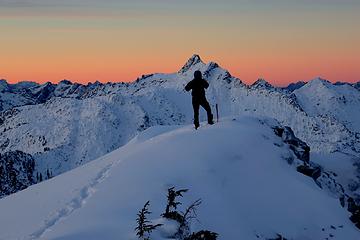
[
  {"xmin": 135, "ymin": 187, "xmax": 218, "ymax": 240},
  {"xmin": 162, "ymin": 187, "xmax": 188, "ymax": 222},
  {"xmin": 135, "ymin": 201, "xmax": 162, "ymax": 240}
]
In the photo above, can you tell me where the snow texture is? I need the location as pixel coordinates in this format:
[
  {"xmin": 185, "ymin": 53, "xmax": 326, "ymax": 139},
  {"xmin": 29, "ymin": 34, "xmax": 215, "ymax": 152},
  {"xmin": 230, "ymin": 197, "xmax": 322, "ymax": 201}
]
[{"xmin": 0, "ymin": 117, "xmax": 358, "ymax": 240}]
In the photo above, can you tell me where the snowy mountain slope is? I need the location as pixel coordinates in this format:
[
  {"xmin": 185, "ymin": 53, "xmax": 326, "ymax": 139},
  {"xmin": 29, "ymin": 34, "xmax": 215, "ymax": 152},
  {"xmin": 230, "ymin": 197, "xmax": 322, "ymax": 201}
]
[
  {"xmin": 1, "ymin": 55, "xmax": 358, "ymax": 155},
  {"xmin": 0, "ymin": 55, "xmax": 234, "ymax": 184},
  {"xmin": 0, "ymin": 54, "xmax": 359, "ymax": 203},
  {"xmin": 229, "ymin": 83, "xmax": 358, "ymax": 154},
  {"xmin": 0, "ymin": 80, "xmax": 37, "ymax": 111},
  {"xmin": 0, "ymin": 117, "xmax": 358, "ymax": 240},
  {"xmin": 0, "ymin": 94, "xmax": 185, "ymax": 176},
  {"xmin": 294, "ymin": 78, "xmax": 360, "ymax": 133}
]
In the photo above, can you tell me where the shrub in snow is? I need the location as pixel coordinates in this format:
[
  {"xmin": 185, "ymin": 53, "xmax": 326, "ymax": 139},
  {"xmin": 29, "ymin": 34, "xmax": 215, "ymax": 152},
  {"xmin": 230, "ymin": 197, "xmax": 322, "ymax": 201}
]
[
  {"xmin": 135, "ymin": 201, "xmax": 163, "ymax": 240},
  {"xmin": 136, "ymin": 187, "xmax": 218, "ymax": 240},
  {"xmin": 176, "ymin": 199, "xmax": 202, "ymax": 239},
  {"xmin": 162, "ymin": 187, "xmax": 188, "ymax": 223}
]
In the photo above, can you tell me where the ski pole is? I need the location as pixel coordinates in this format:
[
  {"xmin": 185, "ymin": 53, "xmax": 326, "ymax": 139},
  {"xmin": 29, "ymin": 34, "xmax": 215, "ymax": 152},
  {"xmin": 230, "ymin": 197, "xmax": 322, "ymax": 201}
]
[{"xmin": 216, "ymin": 104, "xmax": 219, "ymax": 122}]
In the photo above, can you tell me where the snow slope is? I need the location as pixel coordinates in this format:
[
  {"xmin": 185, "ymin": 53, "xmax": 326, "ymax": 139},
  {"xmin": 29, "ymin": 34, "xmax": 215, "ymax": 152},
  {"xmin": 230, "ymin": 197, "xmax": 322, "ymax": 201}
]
[{"xmin": 0, "ymin": 117, "xmax": 358, "ymax": 240}]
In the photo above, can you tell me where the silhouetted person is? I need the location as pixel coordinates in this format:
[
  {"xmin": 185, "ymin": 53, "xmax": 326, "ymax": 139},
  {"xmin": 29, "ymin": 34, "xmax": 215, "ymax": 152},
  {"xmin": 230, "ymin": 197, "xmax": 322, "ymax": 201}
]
[{"xmin": 185, "ymin": 70, "xmax": 214, "ymax": 129}]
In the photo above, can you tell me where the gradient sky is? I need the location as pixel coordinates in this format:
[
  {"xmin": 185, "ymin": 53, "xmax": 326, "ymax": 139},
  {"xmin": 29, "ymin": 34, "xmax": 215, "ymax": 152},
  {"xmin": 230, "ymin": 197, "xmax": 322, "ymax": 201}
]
[{"xmin": 0, "ymin": 0, "xmax": 359, "ymax": 86}]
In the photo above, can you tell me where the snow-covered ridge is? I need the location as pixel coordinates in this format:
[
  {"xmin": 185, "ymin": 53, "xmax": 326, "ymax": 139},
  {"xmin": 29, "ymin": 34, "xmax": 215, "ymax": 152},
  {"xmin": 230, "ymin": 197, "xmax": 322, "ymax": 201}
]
[
  {"xmin": 1, "ymin": 117, "xmax": 359, "ymax": 240},
  {"xmin": 0, "ymin": 55, "xmax": 359, "ymax": 203},
  {"xmin": 0, "ymin": 72, "xmax": 358, "ymax": 113}
]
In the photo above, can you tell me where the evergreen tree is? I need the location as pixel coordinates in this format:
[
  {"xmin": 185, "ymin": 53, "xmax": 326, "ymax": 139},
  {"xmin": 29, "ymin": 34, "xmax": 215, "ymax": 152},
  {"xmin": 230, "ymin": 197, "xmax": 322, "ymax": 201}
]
[
  {"xmin": 181, "ymin": 199, "xmax": 202, "ymax": 227},
  {"xmin": 162, "ymin": 187, "xmax": 188, "ymax": 222},
  {"xmin": 134, "ymin": 187, "xmax": 218, "ymax": 240},
  {"xmin": 135, "ymin": 201, "xmax": 162, "ymax": 240}
]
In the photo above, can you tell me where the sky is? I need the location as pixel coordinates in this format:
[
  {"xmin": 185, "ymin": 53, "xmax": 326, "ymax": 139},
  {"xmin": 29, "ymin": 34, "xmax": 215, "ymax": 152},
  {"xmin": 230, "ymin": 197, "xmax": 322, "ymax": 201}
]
[{"xmin": 0, "ymin": 0, "xmax": 359, "ymax": 86}]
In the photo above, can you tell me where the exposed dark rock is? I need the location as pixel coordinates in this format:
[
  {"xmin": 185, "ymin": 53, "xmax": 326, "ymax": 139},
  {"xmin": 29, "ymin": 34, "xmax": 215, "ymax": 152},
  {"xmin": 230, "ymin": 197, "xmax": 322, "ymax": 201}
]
[
  {"xmin": 179, "ymin": 54, "xmax": 203, "ymax": 74},
  {"xmin": 0, "ymin": 150, "xmax": 36, "ymax": 198},
  {"xmin": 274, "ymin": 126, "xmax": 310, "ymax": 164},
  {"xmin": 284, "ymin": 81, "xmax": 306, "ymax": 92},
  {"xmin": 350, "ymin": 210, "xmax": 360, "ymax": 229},
  {"xmin": 274, "ymin": 125, "xmax": 349, "ymax": 217},
  {"xmin": 266, "ymin": 233, "xmax": 288, "ymax": 240},
  {"xmin": 353, "ymin": 81, "xmax": 360, "ymax": 91},
  {"xmin": 347, "ymin": 197, "xmax": 358, "ymax": 213},
  {"xmin": 203, "ymin": 62, "xmax": 219, "ymax": 78},
  {"xmin": 185, "ymin": 230, "xmax": 218, "ymax": 240},
  {"xmin": 0, "ymin": 138, "xmax": 10, "ymax": 151},
  {"xmin": 138, "ymin": 115, "xmax": 150, "ymax": 131},
  {"xmin": 338, "ymin": 196, "xmax": 360, "ymax": 229},
  {"xmin": 297, "ymin": 165, "xmax": 322, "ymax": 180},
  {"xmin": 33, "ymin": 82, "xmax": 56, "ymax": 103},
  {"xmin": 251, "ymin": 78, "xmax": 274, "ymax": 90},
  {"xmin": 59, "ymin": 79, "xmax": 72, "ymax": 85}
]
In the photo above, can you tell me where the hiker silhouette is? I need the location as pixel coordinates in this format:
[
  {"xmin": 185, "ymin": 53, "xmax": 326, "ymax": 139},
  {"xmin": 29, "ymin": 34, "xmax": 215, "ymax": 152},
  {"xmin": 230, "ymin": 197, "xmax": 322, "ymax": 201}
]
[{"xmin": 185, "ymin": 70, "xmax": 214, "ymax": 129}]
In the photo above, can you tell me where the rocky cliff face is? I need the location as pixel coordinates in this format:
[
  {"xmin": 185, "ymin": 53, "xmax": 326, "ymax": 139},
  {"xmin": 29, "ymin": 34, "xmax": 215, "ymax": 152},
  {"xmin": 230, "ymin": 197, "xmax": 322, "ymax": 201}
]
[{"xmin": 0, "ymin": 150, "xmax": 35, "ymax": 198}]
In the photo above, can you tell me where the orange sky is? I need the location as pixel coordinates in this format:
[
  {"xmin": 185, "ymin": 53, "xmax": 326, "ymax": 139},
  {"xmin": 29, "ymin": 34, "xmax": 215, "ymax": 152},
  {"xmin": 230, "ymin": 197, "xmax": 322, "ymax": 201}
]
[{"xmin": 0, "ymin": 1, "xmax": 359, "ymax": 86}]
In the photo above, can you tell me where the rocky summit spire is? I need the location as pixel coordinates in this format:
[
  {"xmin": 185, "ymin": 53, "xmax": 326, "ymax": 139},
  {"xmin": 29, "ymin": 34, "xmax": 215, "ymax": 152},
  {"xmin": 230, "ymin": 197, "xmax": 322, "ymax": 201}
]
[
  {"xmin": 178, "ymin": 54, "xmax": 204, "ymax": 74},
  {"xmin": 251, "ymin": 78, "xmax": 274, "ymax": 90}
]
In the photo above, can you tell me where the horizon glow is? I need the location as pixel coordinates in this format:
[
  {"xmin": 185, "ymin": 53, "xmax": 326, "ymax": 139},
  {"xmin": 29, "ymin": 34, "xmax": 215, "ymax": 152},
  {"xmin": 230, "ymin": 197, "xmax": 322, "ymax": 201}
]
[{"xmin": 0, "ymin": 0, "xmax": 359, "ymax": 86}]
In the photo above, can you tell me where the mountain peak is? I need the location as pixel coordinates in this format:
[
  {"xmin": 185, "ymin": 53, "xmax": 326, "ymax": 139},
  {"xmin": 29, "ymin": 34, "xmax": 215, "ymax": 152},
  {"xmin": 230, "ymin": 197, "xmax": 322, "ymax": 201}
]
[
  {"xmin": 284, "ymin": 81, "xmax": 306, "ymax": 92},
  {"xmin": 59, "ymin": 79, "xmax": 73, "ymax": 85},
  {"xmin": 178, "ymin": 54, "xmax": 204, "ymax": 74},
  {"xmin": 306, "ymin": 77, "xmax": 332, "ymax": 88},
  {"xmin": 0, "ymin": 79, "xmax": 8, "ymax": 86},
  {"xmin": 0, "ymin": 79, "xmax": 9, "ymax": 91},
  {"xmin": 251, "ymin": 78, "xmax": 274, "ymax": 89},
  {"xmin": 311, "ymin": 77, "xmax": 330, "ymax": 83},
  {"xmin": 188, "ymin": 54, "xmax": 202, "ymax": 64}
]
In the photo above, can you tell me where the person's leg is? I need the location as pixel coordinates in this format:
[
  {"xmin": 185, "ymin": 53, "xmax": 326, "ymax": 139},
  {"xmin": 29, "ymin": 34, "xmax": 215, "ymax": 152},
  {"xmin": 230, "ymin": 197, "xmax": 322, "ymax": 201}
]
[
  {"xmin": 200, "ymin": 98, "xmax": 214, "ymax": 124},
  {"xmin": 192, "ymin": 98, "xmax": 200, "ymax": 129}
]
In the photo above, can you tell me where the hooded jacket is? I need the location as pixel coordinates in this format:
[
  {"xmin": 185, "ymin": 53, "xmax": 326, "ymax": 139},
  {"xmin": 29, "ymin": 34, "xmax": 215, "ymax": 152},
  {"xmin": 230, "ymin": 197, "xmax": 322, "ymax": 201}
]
[{"xmin": 185, "ymin": 77, "xmax": 209, "ymax": 99}]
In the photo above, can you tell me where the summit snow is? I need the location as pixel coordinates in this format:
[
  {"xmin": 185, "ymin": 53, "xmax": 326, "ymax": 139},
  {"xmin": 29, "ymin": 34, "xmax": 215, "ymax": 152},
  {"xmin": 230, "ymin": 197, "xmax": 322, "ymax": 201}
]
[{"xmin": 1, "ymin": 117, "xmax": 359, "ymax": 240}]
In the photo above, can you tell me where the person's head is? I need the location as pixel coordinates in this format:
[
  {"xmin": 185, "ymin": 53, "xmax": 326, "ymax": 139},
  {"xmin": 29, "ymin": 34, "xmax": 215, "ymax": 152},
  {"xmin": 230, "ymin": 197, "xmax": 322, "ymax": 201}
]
[{"xmin": 194, "ymin": 70, "xmax": 202, "ymax": 80}]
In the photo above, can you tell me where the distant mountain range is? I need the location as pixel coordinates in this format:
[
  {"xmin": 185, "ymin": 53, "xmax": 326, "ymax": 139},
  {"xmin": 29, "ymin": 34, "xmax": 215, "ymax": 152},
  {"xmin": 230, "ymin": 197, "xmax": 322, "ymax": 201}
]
[{"xmin": 0, "ymin": 54, "xmax": 359, "ymax": 205}]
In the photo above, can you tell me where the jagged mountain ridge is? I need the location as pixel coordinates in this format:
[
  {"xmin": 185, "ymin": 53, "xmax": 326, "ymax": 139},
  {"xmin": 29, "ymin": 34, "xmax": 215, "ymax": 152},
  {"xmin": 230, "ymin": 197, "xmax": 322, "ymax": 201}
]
[
  {"xmin": 1, "ymin": 60, "xmax": 358, "ymax": 112},
  {"xmin": 0, "ymin": 54, "xmax": 359, "ymax": 201}
]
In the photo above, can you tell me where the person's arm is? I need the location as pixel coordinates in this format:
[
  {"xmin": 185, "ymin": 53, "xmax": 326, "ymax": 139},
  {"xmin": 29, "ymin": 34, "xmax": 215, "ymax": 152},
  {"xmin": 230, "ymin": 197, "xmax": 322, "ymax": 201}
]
[
  {"xmin": 202, "ymin": 79, "xmax": 209, "ymax": 89},
  {"xmin": 185, "ymin": 81, "xmax": 193, "ymax": 91}
]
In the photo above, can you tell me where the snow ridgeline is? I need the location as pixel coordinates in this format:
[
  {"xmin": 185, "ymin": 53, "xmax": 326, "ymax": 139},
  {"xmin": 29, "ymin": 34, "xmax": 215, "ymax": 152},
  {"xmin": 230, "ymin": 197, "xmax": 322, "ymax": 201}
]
[
  {"xmin": 0, "ymin": 117, "xmax": 359, "ymax": 240},
  {"xmin": 0, "ymin": 54, "xmax": 359, "ymax": 205}
]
